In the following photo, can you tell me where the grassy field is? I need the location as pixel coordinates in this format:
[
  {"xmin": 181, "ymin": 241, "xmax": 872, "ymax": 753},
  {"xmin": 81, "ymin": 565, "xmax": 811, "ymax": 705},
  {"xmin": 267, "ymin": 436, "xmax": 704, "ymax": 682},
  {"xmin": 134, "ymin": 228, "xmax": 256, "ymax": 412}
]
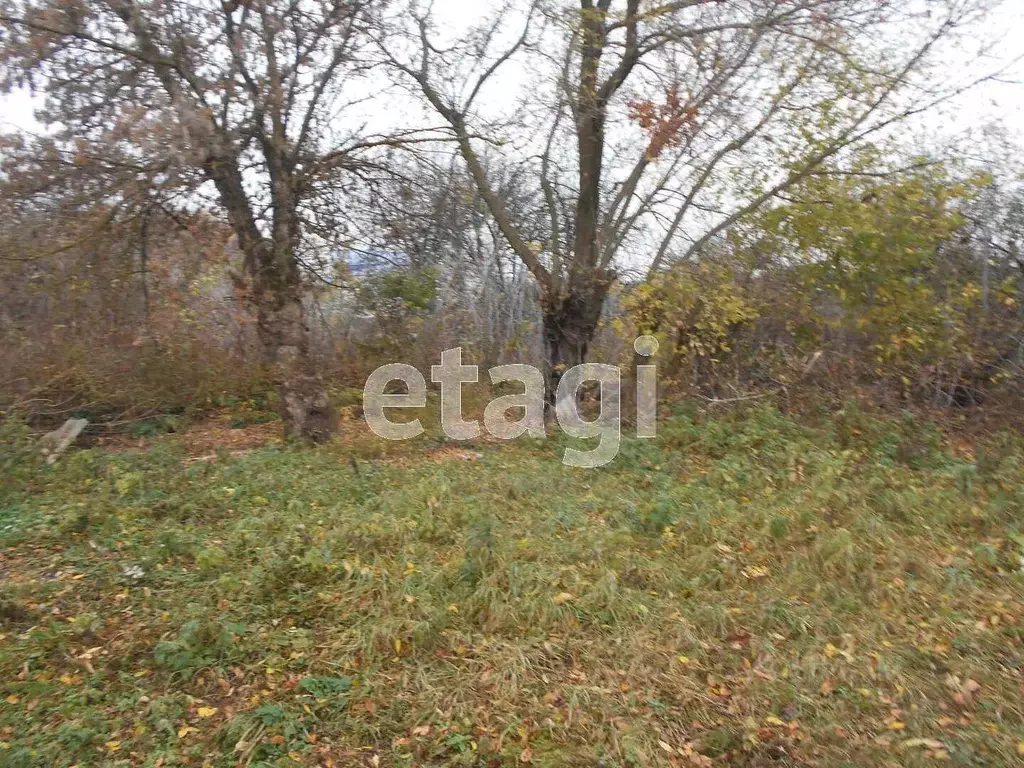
[{"xmin": 1, "ymin": 403, "xmax": 1024, "ymax": 767}]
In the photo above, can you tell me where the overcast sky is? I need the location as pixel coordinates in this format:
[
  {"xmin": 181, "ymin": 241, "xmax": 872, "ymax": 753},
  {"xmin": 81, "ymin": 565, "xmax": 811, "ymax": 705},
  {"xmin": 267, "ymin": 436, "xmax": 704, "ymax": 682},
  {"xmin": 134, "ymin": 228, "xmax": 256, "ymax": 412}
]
[
  {"xmin": 1, "ymin": 1, "xmax": 1021, "ymax": 151},
  {"xmin": 932, "ymin": 1, "xmax": 1024, "ymax": 142}
]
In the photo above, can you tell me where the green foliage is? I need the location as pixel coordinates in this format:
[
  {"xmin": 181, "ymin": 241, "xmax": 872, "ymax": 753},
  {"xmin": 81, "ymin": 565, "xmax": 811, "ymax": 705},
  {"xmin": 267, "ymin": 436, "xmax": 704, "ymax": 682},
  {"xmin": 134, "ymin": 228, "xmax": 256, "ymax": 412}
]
[
  {"xmin": 355, "ymin": 266, "xmax": 439, "ymax": 361},
  {"xmin": 756, "ymin": 160, "xmax": 990, "ymax": 380},
  {"xmin": 153, "ymin": 618, "xmax": 248, "ymax": 674},
  {"xmin": 356, "ymin": 266, "xmax": 438, "ymax": 316},
  {"xmin": 0, "ymin": 415, "xmax": 39, "ymax": 500},
  {"xmin": 297, "ymin": 675, "xmax": 353, "ymax": 698}
]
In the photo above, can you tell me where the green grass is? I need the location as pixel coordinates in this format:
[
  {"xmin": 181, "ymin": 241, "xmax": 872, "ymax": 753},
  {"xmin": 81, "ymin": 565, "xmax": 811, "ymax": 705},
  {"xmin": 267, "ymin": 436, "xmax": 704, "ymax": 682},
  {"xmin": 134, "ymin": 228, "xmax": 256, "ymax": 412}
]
[{"xmin": 1, "ymin": 404, "xmax": 1023, "ymax": 766}]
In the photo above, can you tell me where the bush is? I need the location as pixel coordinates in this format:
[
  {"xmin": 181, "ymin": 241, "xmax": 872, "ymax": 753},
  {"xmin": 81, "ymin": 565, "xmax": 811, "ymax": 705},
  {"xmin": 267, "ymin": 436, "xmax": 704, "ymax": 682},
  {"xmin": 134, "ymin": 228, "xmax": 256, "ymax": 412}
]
[{"xmin": 0, "ymin": 414, "xmax": 40, "ymax": 499}]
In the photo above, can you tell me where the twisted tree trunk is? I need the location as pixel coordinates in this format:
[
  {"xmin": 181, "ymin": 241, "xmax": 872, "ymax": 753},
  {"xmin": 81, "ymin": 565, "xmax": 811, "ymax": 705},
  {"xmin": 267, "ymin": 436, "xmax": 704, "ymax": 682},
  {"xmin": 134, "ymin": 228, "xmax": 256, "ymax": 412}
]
[
  {"xmin": 247, "ymin": 237, "xmax": 336, "ymax": 443},
  {"xmin": 255, "ymin": 294, "xmax": 335, "ymax": 443},
  {"xmin": 541, "ymin": 271, "xmax": 613, "ymax": 411}
]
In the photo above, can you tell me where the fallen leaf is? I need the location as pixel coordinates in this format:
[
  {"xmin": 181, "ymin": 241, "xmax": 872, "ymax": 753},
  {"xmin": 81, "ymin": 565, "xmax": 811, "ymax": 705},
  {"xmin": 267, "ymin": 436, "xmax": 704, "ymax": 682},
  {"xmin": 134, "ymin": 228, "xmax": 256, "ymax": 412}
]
[
  {"xmin": 553, "ymin": 592, "xmax": 575, "ymax": 605},
  {"xmin": 901, "ymin": 738, "xmax": 945, "ymax": 750},
  {"xmin": 197, "ymin": 706, "xmax": 218, "ymax": 718},
  {"xmin": 519, "ymin": 746, "xmax": 533, "ymax": 763},
  {"xmin": 742, "ymin": 565, "xmax": 770, "ymax": 580}
]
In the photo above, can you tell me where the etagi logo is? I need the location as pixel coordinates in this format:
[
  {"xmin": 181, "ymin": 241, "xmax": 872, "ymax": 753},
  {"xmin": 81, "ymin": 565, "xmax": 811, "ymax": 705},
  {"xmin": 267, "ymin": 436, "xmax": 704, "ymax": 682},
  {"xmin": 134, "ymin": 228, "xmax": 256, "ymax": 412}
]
[{"xmin": 362, "ymin": 336, "xmax": 659, "ymax": 468}]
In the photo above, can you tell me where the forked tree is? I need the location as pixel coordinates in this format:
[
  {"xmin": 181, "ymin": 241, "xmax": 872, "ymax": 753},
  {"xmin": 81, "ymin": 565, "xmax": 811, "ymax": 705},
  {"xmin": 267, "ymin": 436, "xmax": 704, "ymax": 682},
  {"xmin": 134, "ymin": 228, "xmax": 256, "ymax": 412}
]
[
  {"xmin": 382, "ymin": 0, "xmax": 995, "ymax": 406},
  {"xmin": 0, "ymin": 0, "xmax": 403, "ymax": 441}
]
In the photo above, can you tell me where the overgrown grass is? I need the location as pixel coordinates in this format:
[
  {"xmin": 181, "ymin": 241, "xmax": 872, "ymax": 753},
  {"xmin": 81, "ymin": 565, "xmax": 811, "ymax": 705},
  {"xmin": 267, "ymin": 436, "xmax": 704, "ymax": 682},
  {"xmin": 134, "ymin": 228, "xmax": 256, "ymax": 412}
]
[{"xmin": 1, "ymin": 404, "xmax": 1023, "ymax": 766}]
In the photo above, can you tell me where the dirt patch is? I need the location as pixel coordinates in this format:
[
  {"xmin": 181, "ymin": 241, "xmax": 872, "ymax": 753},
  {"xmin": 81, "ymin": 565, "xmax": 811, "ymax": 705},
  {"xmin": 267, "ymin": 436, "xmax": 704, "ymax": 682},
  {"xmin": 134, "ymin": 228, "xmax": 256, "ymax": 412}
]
[
  {"xmin": 179, "ymin": 420, "xmax": 281, "ymax": 455},
  {"xmin": 94, "ymin": 418, "xmax": 282, "ymax": 458}
]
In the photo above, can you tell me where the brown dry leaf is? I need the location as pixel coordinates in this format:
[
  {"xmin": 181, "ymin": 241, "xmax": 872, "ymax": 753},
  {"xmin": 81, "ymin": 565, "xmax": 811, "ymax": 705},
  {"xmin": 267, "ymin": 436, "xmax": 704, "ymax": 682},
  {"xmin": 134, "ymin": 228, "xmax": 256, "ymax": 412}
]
[
  {"xmin": 725, "ymin": 629, "xmax": 751, "ymax": 648},
  {"xmin": 519, "ymin": 746, "xmax": 533, "ymax": 763},
  {"xmin": 953, "ymin": 678, "xmax": 982, "ymax": 708},
  {"xmin": 411, "ymin": 725, "xmax": 431, "ymax": 737}
]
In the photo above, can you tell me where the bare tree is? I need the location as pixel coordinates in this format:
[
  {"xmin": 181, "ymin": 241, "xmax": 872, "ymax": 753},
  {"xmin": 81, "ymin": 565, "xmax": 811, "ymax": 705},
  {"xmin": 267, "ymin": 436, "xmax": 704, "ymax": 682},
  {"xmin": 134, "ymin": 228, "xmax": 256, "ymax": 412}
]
[
  {"xmin": 382, "ymin": 0, "xmax": 997, "ymax": 406},
  {"xmin": 0, "ymin": 0, "xmax": 404, "ymax": 440}
]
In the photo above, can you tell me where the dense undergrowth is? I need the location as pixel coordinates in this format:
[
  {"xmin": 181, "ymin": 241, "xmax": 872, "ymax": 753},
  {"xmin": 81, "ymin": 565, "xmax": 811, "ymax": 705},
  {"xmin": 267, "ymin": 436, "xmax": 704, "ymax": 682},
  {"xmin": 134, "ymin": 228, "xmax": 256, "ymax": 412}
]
[{"xmin": 1, "ymin": 404, "xmax": 1023, "ymax": 766}]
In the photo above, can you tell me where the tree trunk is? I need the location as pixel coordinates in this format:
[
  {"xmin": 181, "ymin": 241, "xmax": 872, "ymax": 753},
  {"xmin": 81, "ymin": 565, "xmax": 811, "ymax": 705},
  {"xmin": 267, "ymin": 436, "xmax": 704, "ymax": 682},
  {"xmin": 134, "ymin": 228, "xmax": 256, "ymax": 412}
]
[
  {"xmin": 254, "ymin": 288, "xmax": 336, "ymax": 443},
  {"xmin": 541, "ymin": 273, "xmax": 613, "ymax": 412}
]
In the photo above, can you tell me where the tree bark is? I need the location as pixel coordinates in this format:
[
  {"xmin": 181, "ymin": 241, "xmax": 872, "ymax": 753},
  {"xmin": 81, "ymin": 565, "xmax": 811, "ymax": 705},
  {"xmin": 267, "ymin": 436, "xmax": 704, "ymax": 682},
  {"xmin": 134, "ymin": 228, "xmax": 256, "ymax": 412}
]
[
  {"xmin": 541, "ymin": 270, "xmax": 613, "ymax": 411},
  {"xmin": 245, "ymin": 234, "xmax": 336, "ymax": 443},
  {"xmin": 254, "ymin": 290, "xmax": 336, "ymax": 443}
]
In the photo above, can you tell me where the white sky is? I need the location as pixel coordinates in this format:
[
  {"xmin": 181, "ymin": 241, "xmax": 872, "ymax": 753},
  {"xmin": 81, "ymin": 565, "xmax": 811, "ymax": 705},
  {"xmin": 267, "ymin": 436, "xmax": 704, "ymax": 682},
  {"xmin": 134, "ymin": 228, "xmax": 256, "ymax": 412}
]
[
  {"xmin": 1, "ymin": 1, "xmax": 1021, "ymax": 155},
  {"xmin": 931, "ymin": 1, "xmax": 1024, "ymax": 141}
]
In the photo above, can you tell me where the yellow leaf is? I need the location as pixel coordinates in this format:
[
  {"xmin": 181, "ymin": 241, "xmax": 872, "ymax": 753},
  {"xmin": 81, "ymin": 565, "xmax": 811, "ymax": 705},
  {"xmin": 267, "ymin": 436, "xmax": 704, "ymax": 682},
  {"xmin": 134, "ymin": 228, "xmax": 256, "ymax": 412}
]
[
  {"xmin": 823, "ymin": 643, "xmax": 839, "ymax": 659},
  {"xmin": 765, "ymin": 715, "xmax": 785, "ymax": 726},
  {"xmin": 105, "ymin": 741, "xmax": 121, "ymax": 753},
  {"xmin": 677, "ymin": 656, "xmax": 691, "ymax": 664},
  {"xmin": 4, "ymin": 696, "xmax": 18, "ymax": 705},
  {"xmin": 553, "ymin": 592, "xmax": 575, "ymax": 605},
  {"xmin": 888, "ymin": 721, "xmax": 906, "ymax": 731},
  {"xmin": 197, "ymin": 706, "xmax": 218, "ymax": 718},
  {"xmin": 178, "ymin": 725, "xmax": 198, "ymax": 738}
]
